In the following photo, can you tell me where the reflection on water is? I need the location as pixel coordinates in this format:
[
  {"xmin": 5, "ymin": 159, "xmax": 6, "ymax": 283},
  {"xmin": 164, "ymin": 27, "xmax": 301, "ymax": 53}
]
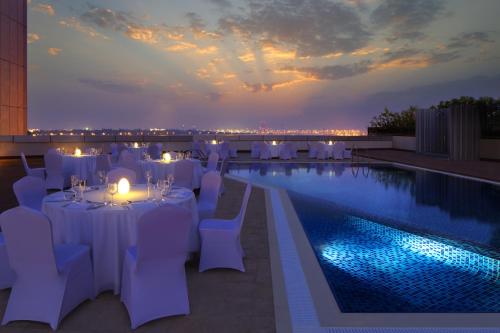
[{"xmin": 228, "ymin": 163, "xmax": 500, "ymax": 252}]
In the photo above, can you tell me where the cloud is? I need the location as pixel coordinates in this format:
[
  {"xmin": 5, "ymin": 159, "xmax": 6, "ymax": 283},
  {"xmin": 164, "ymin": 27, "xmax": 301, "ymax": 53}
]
[
  {"xmin": 59, "ymin": 17, "xmax": 109, "ymax": 39},
  {"xmin": 447, "ymin": 32, "xmax": 495, "ymax": 49},
  {"xmin": 208, "ymin": 0, "xmax": 232, "ymax": 8},
  {"xmin": 185, "ymin": 12, "xmax": 222, "ymax": 40},
  {"xmin": 28, "ymin": 33, "xmax": 40, "ymax": 44},
  {"xmin": 219, "ymin": 0, "xmax": 371, "ymax": 57},
  {"xmin": 79, "ymin": 78, "xmax": 144, "ymax": 94},
  {"xmin": 371, "ymin": 0, "xmax": 446, "ymax": 41},
  {"xmin": 32, "ymin": 3, "xmax": 55, "ymax": 16},
  {"xmin": 283, "ymin": 61, "xmax": 373, "ymax": 80},
  {"xmin": 48, "ymin": 48, "xmax": 62, "ymax": 56}
]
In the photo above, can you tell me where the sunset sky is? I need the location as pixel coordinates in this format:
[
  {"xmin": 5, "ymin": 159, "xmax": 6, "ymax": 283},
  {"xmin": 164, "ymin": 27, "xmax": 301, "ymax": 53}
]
[{"xmin": 27, "ymin": 0, "xmax": 500, "ymax": 130}]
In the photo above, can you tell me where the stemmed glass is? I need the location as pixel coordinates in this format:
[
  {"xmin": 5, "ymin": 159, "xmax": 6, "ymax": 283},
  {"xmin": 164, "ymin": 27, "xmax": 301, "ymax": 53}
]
[
  {"xmin": 145, "ymin": 170, "xmax": 153, "ymax": 199},
  {"xmin": 97, "ymin": 170, "xmax": 108, "ymax": 201},
  {"xmin": 107, "ymin": 182, "xmax": 118, "ymax": 206},
  {"xmin": 70, "ymin": 175, "xmax": 79, "ymax": 202}
]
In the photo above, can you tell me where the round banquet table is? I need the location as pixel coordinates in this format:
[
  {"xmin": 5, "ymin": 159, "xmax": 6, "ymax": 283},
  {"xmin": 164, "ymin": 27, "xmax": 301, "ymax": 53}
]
[
  {"xmin": 43, "ymin": 185, "xmax": 199, "ymax": 294},
  {"xmin": 139, "ymin": 159, "xmax": 203, "ymax": 189},
  {"xmin": 62, "ymin": 154, "xmax": 97, "ymax": 186}
]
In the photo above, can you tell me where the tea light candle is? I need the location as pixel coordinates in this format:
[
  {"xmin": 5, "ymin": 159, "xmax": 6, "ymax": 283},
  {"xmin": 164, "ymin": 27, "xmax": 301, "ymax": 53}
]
[
  {"xmin": 74, "ymin": 148, "xmax": 82, "ymax": 156},
  {"xmin": 211, "ymin": 139, "xmax": 217, "ymax": 145},
  {"xmin": 328, "ymin": 140, "xmax": 333, "ymax": 145},
  {"xmin": 117, "ymin": 178, "xmax": 130, "ymax": 195},
  {"xmin": 163, "ymin": 152, "xmax": 172, "ymax": 162},
  {"xmin": 133, "ymin": 142, "xmax": 139, "ymax": 148},
  {"xmin": 272, "ymin": 140, "xmax": 277, "ymax": 146}
]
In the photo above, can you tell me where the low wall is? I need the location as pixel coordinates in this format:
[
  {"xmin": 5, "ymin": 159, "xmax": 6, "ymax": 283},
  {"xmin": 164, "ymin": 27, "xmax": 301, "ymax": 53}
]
[
  {"xmin": 392, "ymin": 136, "xmax": 416, "ymax": 151},
  {"xmin": 480, "ymin": 139, "xmax": 500, "ymax": 160},
  {"xmin": 0, "ymin": 135, "xmax": 393, "ymax": 157}
]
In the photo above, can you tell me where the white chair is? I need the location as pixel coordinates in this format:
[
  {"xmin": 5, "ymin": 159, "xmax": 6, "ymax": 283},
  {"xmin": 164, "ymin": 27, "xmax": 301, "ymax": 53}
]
[
  {"xmin": 197, "ymin": 171, "xmax": 222, "ymax": 222},
  {"xmin": 119, "ymin": 150, "xmax": 143, "ymax": 182},
  {"xmin": 199, "ymin": 183, "xmax": 252, "ymax": 272},
  {"xmin": 250, "ymin": 142, "xmax": 260, "ymax": 158},
  {"xmin": 44, "ymin": 153, "xmax": 64, "ymax": 190},
  {"xmin": 0, "ymin": 206, "xmax": 94, "ymax": 330},
  {"xmin": 343, "ymin": 142, "xmax": 352, "ymax": 159},
  {"xmin": 219, "ymin": 142, "xmax": 230, "ymax": 160},
  {"xmin": 147, "ymin": 144, "xmax": 161, "ymax": 160},
  {"xmin": 259, "ymin": 143, "xmax": 271, "ymax": 160},
  {"xmin": 332, "ymin": 142, "xmax": 344, "ymax": 160},
  {"xmin": 96, "ymin": 154, "xmax": 112, "ymax": 172},
  {"xmin": 0, "ymin": 233, "xmax": 15, "ymax": 290},
  {"xmin": 107, "ymin": 167, "xmax": 137, "ymax": 184},
  {"xmin": 174, "ymin": 159, "xmax": 194, "ymax": 189},
  {"xmin": 308, "ymin": 142, "xmax": 319, "ymax": 158},
  {"xmin": 279, "ymin": 143, "xmax": 292, "ymax": 160},
  {"xmin": 20, "ymin": 153, "xmax": 45, "ymax": 179},
  {"xmin": 13, "ymin": 176, "xmax": 46, "ymax": 211},
  {"xmin": 204, "ymin": 152, "xmax": 219, "ymax": 173},
  {"xmin": 316, "ymin": 143, "xmax": 328, "ymax": 160},
  {"xmin": 121, "ymin": 204, "xmax": 191, "ymax": 329}
]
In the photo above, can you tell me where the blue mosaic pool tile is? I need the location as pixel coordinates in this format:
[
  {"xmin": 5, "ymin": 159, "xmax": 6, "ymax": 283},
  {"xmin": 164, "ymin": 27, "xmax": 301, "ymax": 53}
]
[{"xmin": 288, "ymin": 191, "xmax": 500, "ymax": 313}]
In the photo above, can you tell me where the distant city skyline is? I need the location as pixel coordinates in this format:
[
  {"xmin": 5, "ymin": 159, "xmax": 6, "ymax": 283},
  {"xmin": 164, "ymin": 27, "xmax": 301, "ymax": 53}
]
[{"xmin": 28, "ymin": 0, "xmax": 500, "ymax": 130}]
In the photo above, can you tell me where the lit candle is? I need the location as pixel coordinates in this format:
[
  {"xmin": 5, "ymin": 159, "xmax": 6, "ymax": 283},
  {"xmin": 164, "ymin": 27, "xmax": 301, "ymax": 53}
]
[
  {"xmin": 211, "ymin": 139, "xmax": 217, "ymax": 145},
  {"xmin": 272, "ymin": 140, "xmax": 277, "ymax": 146},
  {"xmin": 328, "ymin": 140, "xmax": 333, "ymax": 145},
  {"xmin": 117, "ymin": 178, "xmax": 130, "ymax": 195},
  {"xmin": 133, "ymin": 142, "xmax": 139, "ymax": 148},
  {"xmin": 74, "ymin": 148, "xmax": 82, "ymax": 156},
  {"xmin": 163, "ymin": 152, "xmax": 171, "ymax": 162}
]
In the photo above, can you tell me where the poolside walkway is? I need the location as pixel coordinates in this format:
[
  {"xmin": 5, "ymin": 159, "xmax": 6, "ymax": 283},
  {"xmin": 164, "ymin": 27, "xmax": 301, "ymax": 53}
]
[
  {"xmin": 0, "ymin": 158, "xmax": 275, "ymax": 332},
  {"xmin": 358, "ymin": 149, "xmax": 500, "ymax": 182}
]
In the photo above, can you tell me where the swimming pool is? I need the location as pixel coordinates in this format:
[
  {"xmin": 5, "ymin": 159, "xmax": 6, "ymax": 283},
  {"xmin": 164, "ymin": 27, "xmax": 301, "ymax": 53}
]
[{"xmin": 228, "ymin": 162, "xmax": 500, "ymax": 313}]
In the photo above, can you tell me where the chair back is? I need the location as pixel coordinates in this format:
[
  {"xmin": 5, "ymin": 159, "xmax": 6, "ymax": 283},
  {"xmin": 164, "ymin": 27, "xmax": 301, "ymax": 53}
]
[
  {"xmin": 332, "ymin": 142, "xmax": 344, "ymax": 159},
  {"xmin": 135, "ymin": 204, "xmax": 191, "ymax": 270},
  {"xmin": 279, "ymin": 143, "xmax": 292, "ymax": 160},
  {"xmin": 199, "ymin": 171, "xmax": 221, "ymax": 208},
  {"xmin": 250, "ymin": 142, "xmax": 260, "ymax": 158},
  {"xmin": 147, "ymin": 145, "xmax": 161, "ymax": 160},
  {"xmin": 119, "ymin": 150, "xmax": 143, "ymax": 181},
  {"xmin": 316, "ymin": 143, "xmax": 327, "ymax": 160},
  {"xmin": 206, "ymin": 152, "xmax": 219, "ymax": 172},
  {"xmin": 96, "ymin": 154, "xmax": 112, "ymax": 172},
  {"xmin": 107, "ymin": 167, "xmax": 137, "ymax": 184},
  {"xmin": 259, "ymin": 143, "xmax": 271, "ymax": 160},
  {"xmin": 20, "ymin": 152, "xmax": 30, "ymax": 175},
  {"xmin": 219, "ymin": 142, "xmax": 230, "ymax": 160},
  {"xmin": 13, "ymin": 176, "xmax": 46, "ymax": 211},
  {"xmin": 235, "ymin": 183, "xmax": 252, "ymax": 229},
  {"xmin": 173, "ymin": 160, "xmax": 194, "ymax": 189},
  {"xmin": 44, "ymin": 153, "xmax": 63, "ymax": 175},
  {"xmin": 0, "ymin": 207, "xmax": 58, "ymax": 277}
]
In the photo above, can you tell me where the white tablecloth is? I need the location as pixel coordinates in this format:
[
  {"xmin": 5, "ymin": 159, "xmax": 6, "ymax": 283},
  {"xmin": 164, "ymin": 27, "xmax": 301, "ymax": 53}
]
[
  {"xmin": 139, "ymin": 159, "xmax": 203, "ymax": 189},
  {"xmin": 43, "ymin": 185, "xmax": 199, "ymax": 294},
  {"xmin": 62, "ymin": 155, "xmax": 97, "ymax": 185},
  {"xmin": 268, "ymin": 144, "xmax": 284, "ymax": 158}
]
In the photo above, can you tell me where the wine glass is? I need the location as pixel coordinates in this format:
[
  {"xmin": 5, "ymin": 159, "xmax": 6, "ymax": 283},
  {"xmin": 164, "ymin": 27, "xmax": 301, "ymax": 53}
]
[
  {"xmin": 97, "ymin": 170, "xmax": 106, "ymax": 186},
  {"xmin": 107, "ymin": 183, "xmax": 118, "ymax": 206}
]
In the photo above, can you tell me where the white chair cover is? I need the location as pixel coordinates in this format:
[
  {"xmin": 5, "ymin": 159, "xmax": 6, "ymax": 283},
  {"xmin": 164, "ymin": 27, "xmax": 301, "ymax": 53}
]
[
  {"xmin": 205, "ymin": 152, "xmax": 219, "ymax": 172},
  {"xmin": 219, "ymin": 142, "xmax": 230, "ymax": 160},
  {"xmin": 259, "ymin": 143, "xmax": 271, "ymax": 160},
  {"xmin": 174, "ymin": 159, "xmax": 194, "ymax": 189},
  {"xmin": 279, "ymin": 143, "xmax": 292, "ymax": 160},
  {"xmin": 0, "ymin": 233, "xmax": 15, "ymax": 290},
  {"xmin": 20, "ymin": 153, "xmax": 45, "ymax": 178},
  {"xmin": 119, "ymin": 150, "xmax": 143, "ymax": 182},
  {"xmin": 107, "ymin": 167, "xmax": 137, "ymax": 184},
  {"xmin": 332, "ymin": 142, "xmax": 344, "ymax": 160},
  {"xmin": 0, "ymin": 207, "xmax": 94, "ymax": 330},
  {"xmin": 96, "ymin": 154, "xmax": 112, "ymax": 172},
  {"xmin": 250, "ymin": 142, "xmax": 260, "ymax": 158},
  {"xmin": 308, "ymin": 142, "xmax": 319, "ymax": 158},
  {"xmin": 44, "ymin": 153, "xmax": 64, "ymax": 190},
  {"xmin": 121, "ymin": 204, "xmax": 191, "ymax": 329},
  {"xmin": 316, "ymin": 143, "xmax": 328, "ymax": 160},
  {"xmin": 198, "ymin": 171, "xmax": 222, "ymax": 221},
  {"xmin": 13, "ymin": 176, "xmax": 46, "ymax": 211},
  {"xmin": 290, "ymin": 143, "xmax": 298, "ymax": 159},
  {"xmin": 147, "ymin": 145, "xmax": 161, "ymax": 160},
  {"xmin": 199, "ymin": 183, "xmax": 252, "ymax": 272}
]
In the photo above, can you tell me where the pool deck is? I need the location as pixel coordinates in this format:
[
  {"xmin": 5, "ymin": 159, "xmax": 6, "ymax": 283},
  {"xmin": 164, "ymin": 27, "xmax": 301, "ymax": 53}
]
[
  {"xmin": 1, "ymin": 151, "xmax": 499, "ymax": 332},
  {"xmin": 357, "ymin": 149, "xmax": 500, "ymax": 182}
]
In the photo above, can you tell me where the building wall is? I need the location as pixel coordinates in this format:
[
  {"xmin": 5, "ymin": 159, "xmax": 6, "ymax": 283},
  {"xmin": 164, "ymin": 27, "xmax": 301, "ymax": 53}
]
[
  {"xmin": 392, "ymin": 136, "xmax": 416, "ymax": 151},
  {"xmin": 0, "ymin": 0, "xmax": 27, "ymax": 135}
]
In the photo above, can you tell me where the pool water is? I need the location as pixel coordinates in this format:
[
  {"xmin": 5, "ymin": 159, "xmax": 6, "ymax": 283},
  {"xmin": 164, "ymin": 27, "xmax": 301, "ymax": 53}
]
[{"xmin": 228, "ymin": 162, "xmax": 500, "ymax": 312}]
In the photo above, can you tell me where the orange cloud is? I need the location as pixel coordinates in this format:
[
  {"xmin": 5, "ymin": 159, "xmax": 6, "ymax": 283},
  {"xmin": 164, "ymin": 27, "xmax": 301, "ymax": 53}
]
[
  {"xmin": 238, "ymin": 52, "xmax": 255, "ymax": 62},
  {"xmin": 126, "ymin": 27, "xmax": 158, "ymax": 43},
  {"xmin": 28, "ymin": 33, "xmax": 40, "ymax": 44},
  {"xmin": 59, "ymin": 18, "xmax": 109, "ymax": 39},
  {"xmin": 165, "ymin": 42, "xmax": 198, "ymax": 52},
  {"xmin": 48, "ymin": 48, "xmax": 62, "ymax": 56},
  {"xmin": 33, "ymin": 3, "xmax": 55, "ymax": 16}
]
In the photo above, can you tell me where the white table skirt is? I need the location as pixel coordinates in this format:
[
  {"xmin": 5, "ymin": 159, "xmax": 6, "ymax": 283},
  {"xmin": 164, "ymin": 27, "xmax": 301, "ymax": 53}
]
[
  {"xmin": 139, "ymin": 159, "xmax": 203, "ymax": 189},
  {"xmin": 62, "ymin": 155, "xmax": 97, "ymax": 185},
  {"xmin": 43, "ymin": 185, "xmax": 199, "ymax": 294},
  {"xmin": 268, "ymin": 144, "xmax": 284, "ymax": 158}
]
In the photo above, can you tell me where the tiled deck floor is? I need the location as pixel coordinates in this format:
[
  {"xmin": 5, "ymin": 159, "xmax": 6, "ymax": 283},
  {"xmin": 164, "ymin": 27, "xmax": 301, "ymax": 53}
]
[
  {"xmin": 358, "ymin": 149, "xmax": 500, "ymax": 182},
  {"xmin": 0, "ymin": 158, "xmax": 275, "ymax": 332}
]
